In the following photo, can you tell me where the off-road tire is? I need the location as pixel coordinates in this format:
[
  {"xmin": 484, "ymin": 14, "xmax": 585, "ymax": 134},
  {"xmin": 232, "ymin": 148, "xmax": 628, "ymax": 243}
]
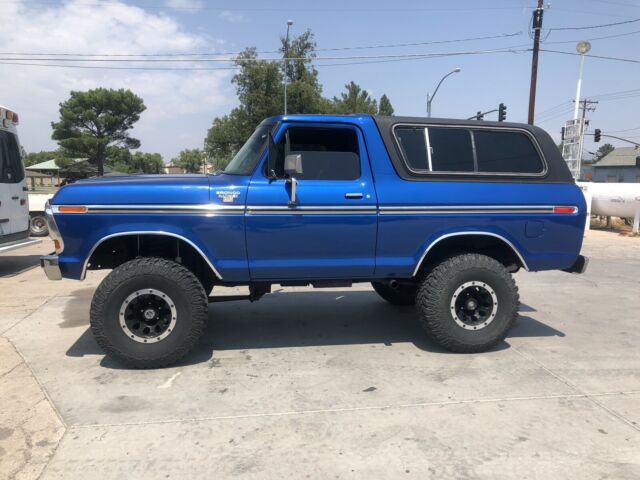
[
  {"xmin": 29, "ymin": 213, "xmax": 49, "ymax": 237},
  {"xmin": 416, "ymin": 253, "xmax": 518, "ymax": 353},
  {"xmin": 371, "ymin": 282, "xmax": 417, "ymax": 306},
  {"xmin": 90, "ymin": 257, "xmax": 208, "ymax": 368}
]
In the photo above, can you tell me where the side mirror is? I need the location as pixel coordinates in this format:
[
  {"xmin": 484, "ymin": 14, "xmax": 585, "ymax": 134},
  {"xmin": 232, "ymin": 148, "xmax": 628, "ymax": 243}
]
[
  {"xmin": 284, "ymin": 154, "xmax": 303, "ymax": 206},
  {"xmin": 284, "ymin": 153, "xmax": 303, "ymax": 177},
  {"xmin": 267, "ymin": 133, "xmax": 277, "ymax": 179}
]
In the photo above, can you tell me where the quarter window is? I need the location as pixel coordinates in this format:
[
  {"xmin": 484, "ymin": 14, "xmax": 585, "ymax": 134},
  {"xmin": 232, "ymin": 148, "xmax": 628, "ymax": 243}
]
[
  {"xmin": 474, "ymin": 130, "xmax": 544, "ymax": 174},
  {"xmin": 393, "ymin": 125, "xmax": 545, "ymax": 176}
]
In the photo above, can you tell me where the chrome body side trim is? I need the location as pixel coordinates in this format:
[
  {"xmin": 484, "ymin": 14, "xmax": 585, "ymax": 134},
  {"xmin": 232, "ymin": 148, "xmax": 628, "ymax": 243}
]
[
  {"xmin": 412, "ymin": 231, "xmax": 530, "ymax": 277},
  {"xmin": 53, "ymin": 204, "xmax": 245, "ymax": 215},
  {"xmin": 380, "ymin": 205, "xmax": 557, "ymax": 215},
  {"xmin": 81, "ymin": 231, "xmax": 223, "ymax": 281}
]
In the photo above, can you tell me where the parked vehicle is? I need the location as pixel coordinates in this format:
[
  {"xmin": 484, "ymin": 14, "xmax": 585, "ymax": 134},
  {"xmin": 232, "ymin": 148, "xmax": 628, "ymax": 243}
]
[
  {"xmin": 41, "ymin": 115, "xmax": 588, "ymax": 368},
  {"xmin": 28, "ymin": 193, "xmax": 54, "ymax": 237},
  {"xmin": 0, "ymin": 105, "xmax": 40, "ymax": 254}
]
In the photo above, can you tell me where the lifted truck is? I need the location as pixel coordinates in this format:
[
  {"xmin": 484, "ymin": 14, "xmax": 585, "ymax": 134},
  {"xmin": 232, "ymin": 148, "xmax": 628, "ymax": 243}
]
[{"xmin": 41, "ymin": 115, "xmax": 587, "ymax": 368}]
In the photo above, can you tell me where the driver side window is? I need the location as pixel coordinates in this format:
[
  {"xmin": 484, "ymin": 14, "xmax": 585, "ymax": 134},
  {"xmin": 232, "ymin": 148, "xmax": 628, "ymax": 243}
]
[{"xmin": 274, "ymin": 126, "xmax": 361, "ymax": 181}]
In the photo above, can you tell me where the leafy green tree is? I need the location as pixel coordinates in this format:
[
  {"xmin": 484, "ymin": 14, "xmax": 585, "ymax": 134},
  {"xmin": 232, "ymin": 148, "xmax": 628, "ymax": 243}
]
[
  {"xmin": 51, "ymin": 88, "xmax": 146, "ymax": 176},
  {"xmin": 172, "ymin": 148, "xmax": 205, "ymax": 173},
  {"xmin": 280, "ymin": 29, "xmax": 325, "ymax": 114},
  {"xmin": 332, "ymin": 81, "xmax": 378, "ymax": 114},
  {"xmin": 108, "ymin": 147, "xmax": 165, "ymax": 174},
  {"xmin": 594, "ymin": 143, "xmax": 614, "ymax": 161},
  {"xmin": 206, "ymin": 31, "xmax": 327, "ymax": 165},
  {"xmin": 378, "ymin": 94, "xmax": 394, "ymax": 116}
]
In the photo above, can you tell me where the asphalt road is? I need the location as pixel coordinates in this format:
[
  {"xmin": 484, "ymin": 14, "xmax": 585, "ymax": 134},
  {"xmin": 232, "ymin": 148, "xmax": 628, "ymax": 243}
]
[{"xmin": 1, "ymin": 231, "xmax": 639, "ymax": 479}]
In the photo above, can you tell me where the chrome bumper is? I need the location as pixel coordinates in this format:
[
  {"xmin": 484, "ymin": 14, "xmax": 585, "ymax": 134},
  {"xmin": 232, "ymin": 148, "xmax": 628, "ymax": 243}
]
[{"xmin": 41, "ymin": 255, "xmax": 62, "ymax": 280}]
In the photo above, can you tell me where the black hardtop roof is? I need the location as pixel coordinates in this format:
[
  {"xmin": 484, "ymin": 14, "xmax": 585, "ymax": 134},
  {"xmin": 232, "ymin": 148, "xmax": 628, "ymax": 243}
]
[{"xmin": 372, "ymin": 115, "xmax": 540, "ymax": 133}]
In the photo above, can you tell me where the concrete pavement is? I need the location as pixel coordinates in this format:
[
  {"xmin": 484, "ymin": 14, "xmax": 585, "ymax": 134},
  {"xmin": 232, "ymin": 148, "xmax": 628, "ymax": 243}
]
[{"xmin": 1, "ymin": 232, "xmax": 639, "ymax": 479}]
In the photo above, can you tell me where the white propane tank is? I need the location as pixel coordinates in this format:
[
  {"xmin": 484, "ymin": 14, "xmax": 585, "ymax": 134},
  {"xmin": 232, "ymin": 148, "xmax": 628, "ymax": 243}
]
[{"xmin": 577, "ymin": 182, "xmax": 640, "ymax": 233}]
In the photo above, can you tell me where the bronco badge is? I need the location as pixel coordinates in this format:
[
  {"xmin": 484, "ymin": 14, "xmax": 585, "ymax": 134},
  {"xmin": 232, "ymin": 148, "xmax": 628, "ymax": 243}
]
[{"xmin": 216, "ymin": 190, "xmax": 240, "ymax": 203}]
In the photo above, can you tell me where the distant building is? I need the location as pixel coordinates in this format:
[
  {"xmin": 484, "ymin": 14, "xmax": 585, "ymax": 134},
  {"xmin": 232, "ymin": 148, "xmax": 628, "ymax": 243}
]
[
  {"xmin": 591, "ymin": 146, "xmax": 640, "ymax": 183},
  {"xmin": 164, "ymin": 165, "xmax": 185, "ymax": 174}
]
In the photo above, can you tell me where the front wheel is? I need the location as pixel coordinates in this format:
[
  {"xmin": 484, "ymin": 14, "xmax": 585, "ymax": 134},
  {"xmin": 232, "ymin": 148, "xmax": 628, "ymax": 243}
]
[
  {"xmin": 90, "ymin": 257, "xmax": 208, "ymax": 368},
  {"xmin": 29, "ymin": 213, "xmax": 49, "ymax": 237},
  {"xmin": 416, "ymin": 253, "xmax": 519, "ymax": 353}
]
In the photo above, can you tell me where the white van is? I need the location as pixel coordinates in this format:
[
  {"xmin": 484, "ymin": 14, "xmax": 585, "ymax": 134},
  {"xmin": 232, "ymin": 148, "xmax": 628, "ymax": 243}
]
[{"xmin": 0, "ymin": 106, "xmax": 40, "ymax": 253}]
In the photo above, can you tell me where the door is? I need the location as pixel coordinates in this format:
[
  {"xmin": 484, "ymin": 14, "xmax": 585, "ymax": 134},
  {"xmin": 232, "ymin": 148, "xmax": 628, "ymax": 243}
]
[
  {"xmin": 245, "ymin": 123, "xmax": 377, "ymax": 280},
  {"xmin": 0, "ymin": 130, "xmax": 27, "ymax": 237}
]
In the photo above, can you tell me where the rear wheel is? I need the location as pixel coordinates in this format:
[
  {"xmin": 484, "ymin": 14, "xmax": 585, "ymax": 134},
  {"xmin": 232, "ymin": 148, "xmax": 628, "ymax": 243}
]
[
  {"xmin": 416, "ymin": 253, "xmax": 518, "ymax": 352},
  {"xmin": 371, "ymin": 281, "xmax": 417, "ymax": 306},
  {"xmin": 29, "ymin": 213, "xmax": 49, "ymax": 237},
  {"xmin": 90, "ymin": 257, "xmax": 208, "ymax": 368}
]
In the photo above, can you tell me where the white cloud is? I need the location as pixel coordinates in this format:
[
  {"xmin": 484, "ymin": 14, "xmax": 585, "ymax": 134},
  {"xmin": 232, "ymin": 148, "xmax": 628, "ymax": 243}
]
[
  {"xmin": 164, "ymin": 0, "xmax": 204, "ymax": 10},
  {"xmin": 219, "ymin": 10, "xmax": 246, "ymax": 23},
  {"xmin": 1, "ymin": 0, "xmax": 235, "ymax": 160}
]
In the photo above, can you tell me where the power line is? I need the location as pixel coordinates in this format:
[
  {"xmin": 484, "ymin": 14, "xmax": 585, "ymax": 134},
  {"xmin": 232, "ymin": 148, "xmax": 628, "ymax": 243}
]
[
  {"xmin": 0, "ymin": 46, "xmax": 532, "ymax": 64},
  {"xmin": 545, "ymin": 17, "xmax": 640, "ymax": 31},
  {"xmin": 542, "ymin": 28, "xmax": 640, "ymax": 44},
  {"xmin": 541, "ymin": 49, "xmax": 640, "ymax": 64},
  {"xmin": 0, "ymin": 47, "xmax": 532, "ymax": 71},
  {"xmin": 0, "ymin": 32, "xmax": 524, "ymax": 58}
]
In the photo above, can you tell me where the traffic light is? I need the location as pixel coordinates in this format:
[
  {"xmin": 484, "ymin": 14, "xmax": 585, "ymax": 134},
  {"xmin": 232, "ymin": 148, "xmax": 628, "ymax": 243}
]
[
  {"xmin": 594, "ymin": 128, "xmax": 601, "ymax": 142},
  {"xmin": 476, "ymin": 111, "xmax": 484, "ymax": 120},
  {"xmin": 561, "ymin": 126, "xmax": 565, "ymax": 141},
  {"xmin": 498, "ymin": 103, "xmax": 507, "ymax": 122}
]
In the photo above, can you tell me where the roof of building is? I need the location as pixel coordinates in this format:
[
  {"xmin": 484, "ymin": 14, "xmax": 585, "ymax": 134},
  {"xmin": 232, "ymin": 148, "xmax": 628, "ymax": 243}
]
[
  {"xmin": 25, "ymin": 158, "xmax": 85, "ymax": 171},
  {"xmin": 592, "ymin": 146, "xmax": 640, "ymax": 167},
  {"xmin": 25, "ymin": 170, "xmax": 53, "ymax": 178}
]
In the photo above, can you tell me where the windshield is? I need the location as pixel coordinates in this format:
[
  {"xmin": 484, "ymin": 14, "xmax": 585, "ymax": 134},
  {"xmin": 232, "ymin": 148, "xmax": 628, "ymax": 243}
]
[{"xmin": 222, "ymin": 124, "xmax": 274, "ymax": 176}]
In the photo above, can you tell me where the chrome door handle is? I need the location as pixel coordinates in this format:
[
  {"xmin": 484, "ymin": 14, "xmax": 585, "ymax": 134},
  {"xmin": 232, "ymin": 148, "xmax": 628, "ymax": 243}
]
[{"xmin": 344, "ymin": 193, "xmax": 363, "ymax": 199}]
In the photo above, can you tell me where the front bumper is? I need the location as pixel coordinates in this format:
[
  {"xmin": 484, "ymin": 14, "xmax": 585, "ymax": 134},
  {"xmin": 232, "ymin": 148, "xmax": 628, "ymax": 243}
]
[
  {"xmin": 562, "ymin": 255, "xmax": 589, "ymax": 274},
  {"xmin": 41, "ymin": 254, "xmax": 62, "ymax": 280}
]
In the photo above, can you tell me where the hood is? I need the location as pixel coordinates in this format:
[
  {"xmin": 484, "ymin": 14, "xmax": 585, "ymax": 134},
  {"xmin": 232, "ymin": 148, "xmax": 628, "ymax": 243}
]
[{"xmin": 52, "ymin": 174, "xmax": 211, "ymax": 205}]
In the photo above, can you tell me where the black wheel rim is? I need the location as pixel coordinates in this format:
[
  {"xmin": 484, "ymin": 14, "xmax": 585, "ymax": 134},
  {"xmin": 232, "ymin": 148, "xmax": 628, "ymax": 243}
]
[
  {"xmin": 450, "ymin": 281, "xmax": 497, "ymax": 330},
  {"xmin": 119, "ymin": 289, "xmax": 177, "ymax": 343}
]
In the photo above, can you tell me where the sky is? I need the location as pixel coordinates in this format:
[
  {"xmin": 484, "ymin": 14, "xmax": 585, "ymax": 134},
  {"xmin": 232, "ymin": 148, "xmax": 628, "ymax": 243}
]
[{"xmin": 1, "ymin": 0, "xmax": 639, "ymax": 162}]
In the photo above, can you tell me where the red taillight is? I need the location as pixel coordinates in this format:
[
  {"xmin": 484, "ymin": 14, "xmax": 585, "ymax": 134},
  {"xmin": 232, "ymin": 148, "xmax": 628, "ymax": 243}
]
[
  {"xmin": 553, "ymin": 206, "xmax": 577, "ymax": 214},
  {"xmin": 20, "ymin": 199, "xmax": 26, "ymax": 206}
]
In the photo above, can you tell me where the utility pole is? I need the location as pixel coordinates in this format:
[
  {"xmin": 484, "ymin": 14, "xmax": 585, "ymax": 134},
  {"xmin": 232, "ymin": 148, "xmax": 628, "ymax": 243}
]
[
  {"xmin": 527, "ymin": 0, "xmax": 544, "ymax": 125},
  {"xmin": 577, "ymin": 98, "xmax": 598, "ymax": 176}
]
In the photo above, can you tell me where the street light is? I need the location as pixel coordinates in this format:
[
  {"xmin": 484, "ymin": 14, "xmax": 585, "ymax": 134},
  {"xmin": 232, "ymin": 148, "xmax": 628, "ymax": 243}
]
[
  {"xmin": 284, "ymin": 19, "xmax": 293, "ymax": 115},
  {"xmin": 573, "ymin": 41, "xmax": 591, "ymax": 120},
  {"xmin": 426, "ymin": 67, "xmax": 461, "ymax": 117}
]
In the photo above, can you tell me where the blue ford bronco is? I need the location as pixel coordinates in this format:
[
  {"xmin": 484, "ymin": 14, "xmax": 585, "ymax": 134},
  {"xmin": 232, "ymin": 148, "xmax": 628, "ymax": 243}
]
[{"xmin": 41, "ymin": 114, "xmax": 587, "ymax": 368}]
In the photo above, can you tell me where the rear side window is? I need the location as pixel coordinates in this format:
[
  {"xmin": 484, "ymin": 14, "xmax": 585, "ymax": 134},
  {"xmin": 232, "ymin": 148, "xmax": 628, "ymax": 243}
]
[
  {"xmin": 395, "ymin": 127, "xmax": 428, "ymax": 171},
  {"xmin": 280, "ymin": 127, "xmax": 361, "ymax": 180},
  {"xmin": 474, "ymin": 130, "xmax": 544, "ymax": 174},
  {"xmin": 0, "ymin": 130, "xmax": 24, "ymax": 184},
  {"xmin": 429, "ymin": 128, "xmax": 474, "ymax": 172},
  {"xmin": 393, "ymin": 125, "xmax": 545, "ymax": 176}
]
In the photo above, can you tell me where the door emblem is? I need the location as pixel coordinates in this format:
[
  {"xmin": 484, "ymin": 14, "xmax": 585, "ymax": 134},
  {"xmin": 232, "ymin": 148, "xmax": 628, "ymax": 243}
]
[{"xmin": 216, "ymin": 190, "xmax": 240, "ymax": 203}]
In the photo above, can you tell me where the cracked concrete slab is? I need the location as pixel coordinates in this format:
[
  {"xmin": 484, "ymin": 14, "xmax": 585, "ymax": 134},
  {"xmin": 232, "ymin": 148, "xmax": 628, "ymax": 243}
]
[
  {"xmin": 1, "ymin": 231, "xmax": 640, "ymax": 479},
  {"xmin": 0, "ymin": 337, "xmax": 65, "ymax": 480}
]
